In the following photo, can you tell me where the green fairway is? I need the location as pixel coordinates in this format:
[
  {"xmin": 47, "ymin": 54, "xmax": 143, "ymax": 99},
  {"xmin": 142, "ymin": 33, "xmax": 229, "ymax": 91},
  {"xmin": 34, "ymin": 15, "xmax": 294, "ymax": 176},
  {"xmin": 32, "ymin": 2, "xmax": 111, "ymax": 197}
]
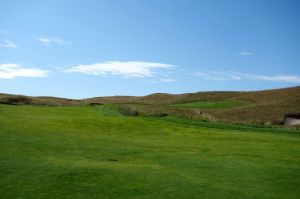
[
  {"xmin": 172, "ymin": 100, "xmax": 250, "ymax": 109},
  {"xmin": 0, "ymin": 104, "xmax": 299, "ymax": 199}
]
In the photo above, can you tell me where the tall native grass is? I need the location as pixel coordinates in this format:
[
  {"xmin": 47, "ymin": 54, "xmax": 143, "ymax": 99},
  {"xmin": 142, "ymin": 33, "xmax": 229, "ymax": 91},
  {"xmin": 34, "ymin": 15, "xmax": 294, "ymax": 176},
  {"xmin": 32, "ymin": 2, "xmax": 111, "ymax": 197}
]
[{"xmin": 118, "ymin": 104, "xmax": 139, "ymax": 116}]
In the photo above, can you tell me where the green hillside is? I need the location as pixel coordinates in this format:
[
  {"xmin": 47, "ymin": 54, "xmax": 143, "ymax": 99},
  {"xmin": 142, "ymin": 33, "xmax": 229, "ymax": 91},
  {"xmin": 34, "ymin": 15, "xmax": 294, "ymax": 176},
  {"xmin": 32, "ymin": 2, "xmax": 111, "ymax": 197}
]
[
  {"xmin": 1, "ymin": 86, "xmax": 300, "ymax": 125},
  {"xmin": 0, "ymin": 104, "xmax": 299, "ymax": 199},
  {"xmin": 86, "ymin": 86, "xmax": 300, "ymax": 125}
]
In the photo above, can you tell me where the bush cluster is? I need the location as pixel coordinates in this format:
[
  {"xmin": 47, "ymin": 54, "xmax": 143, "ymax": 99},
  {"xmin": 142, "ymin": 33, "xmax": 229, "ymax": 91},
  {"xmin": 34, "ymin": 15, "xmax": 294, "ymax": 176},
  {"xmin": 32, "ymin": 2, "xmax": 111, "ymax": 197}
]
[
  {"xmin": 6, "ymin": 96, "xmax": 32, "ymax": 105},
  {"xmin": 149, "ymin": 108, "xmax": 168, "ymax": 117},
  {"xmin": 118, "ymin": 104, "xmax": 139, "ymax": 116},
  {"xmin": 189, "ymin": 110, "xmax": 216, "ymax": 122}
]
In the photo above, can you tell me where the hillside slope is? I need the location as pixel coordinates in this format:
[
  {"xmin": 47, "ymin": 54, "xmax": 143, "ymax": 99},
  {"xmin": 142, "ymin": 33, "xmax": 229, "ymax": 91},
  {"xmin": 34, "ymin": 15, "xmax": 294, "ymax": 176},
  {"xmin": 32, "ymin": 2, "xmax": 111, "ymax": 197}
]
[
  {"xmin": 1, "ymin": 86, "xmax": 300, "ymax": 125},
  {"xmin": 87, "ymin": 86, "xmax": 300, "ymax": 124}
]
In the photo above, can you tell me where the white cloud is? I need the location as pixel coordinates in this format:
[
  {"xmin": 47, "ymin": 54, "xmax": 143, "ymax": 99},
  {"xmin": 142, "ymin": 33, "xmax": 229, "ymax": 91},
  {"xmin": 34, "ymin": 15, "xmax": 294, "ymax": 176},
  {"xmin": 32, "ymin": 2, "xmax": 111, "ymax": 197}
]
[
  {"xmin": 160, "ymin": 78, "xmax": 176, "ymax": 82},
  {"xmin": 0, "ymin": 39, "xmax": 17, "ymax": 48},
  {"xmin": 194, "ymin": 71, "xmax": 300, "ymax": 83},
  {"xmin": 36, "ymin": 36, "xmax": 70, "ymax": 46},
  {"xmin": 66, "ymin": 61, "xmax": 174, "ymax": 78},
  {"xmin": 194, "ymin": 71, "xmax": 242, "ymax": 81},
  {"xmin": 238, "ymin": 52, "xmax": 254, "ymax": 56},
  {"xmin": 0, "ymin": 63, "xmax": 49, "ymax": 79},
  {"xmin": 249, "ymin": 74, "xmax": 300, "ymax": 83},
  {"xmin": 194, "ymin": 72, "xmax": 226, "ymax": 81}
]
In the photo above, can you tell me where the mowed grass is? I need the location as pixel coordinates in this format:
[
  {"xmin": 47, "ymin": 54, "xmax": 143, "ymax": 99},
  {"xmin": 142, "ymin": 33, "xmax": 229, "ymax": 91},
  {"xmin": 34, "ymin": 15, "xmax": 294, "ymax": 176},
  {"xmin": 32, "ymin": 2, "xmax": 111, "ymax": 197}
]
[
  {"xmin": 0, "ymin": 104, "xmax": 299, "ymax": 199},
  {"xmin": 172, "ymin": 100, "xmax": 250, "ymax": 109}
]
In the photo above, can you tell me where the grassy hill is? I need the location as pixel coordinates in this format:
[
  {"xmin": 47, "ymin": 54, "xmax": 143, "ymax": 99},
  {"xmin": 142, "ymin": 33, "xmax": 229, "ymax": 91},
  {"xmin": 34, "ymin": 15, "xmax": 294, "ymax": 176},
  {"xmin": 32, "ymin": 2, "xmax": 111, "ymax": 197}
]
[
  {"xmin": 0, "ymin": 93, "xmax": 80, "ymax": 106},
  {"xmin": 87, "ymin": 86, "xmax": 300, "ymax": 125},
  {"xmin": 1, "ymin": 86, "xmax": 300, "ymax": 125},
  {"xmin": 0, "ymin": 104, "xmax": 299, "ymax": 199}
]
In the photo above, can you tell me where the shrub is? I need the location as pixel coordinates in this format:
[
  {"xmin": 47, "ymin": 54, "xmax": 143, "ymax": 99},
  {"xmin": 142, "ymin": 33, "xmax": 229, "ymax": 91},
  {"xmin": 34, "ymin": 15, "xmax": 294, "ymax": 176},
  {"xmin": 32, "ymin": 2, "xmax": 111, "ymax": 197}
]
[
  {"xmin": 248, "ymin": 119, "xmax": 266, "ymax": 128},
  {"xmin": 264, "ymin": 121, "xmax": 272, "ymax": 127},
  {"xmin": 150, "ymin": 108, "xmax": 168, "ymax": 117},
  {"xmin": 119, "ymin": 104, "xmax": 139, "ymax": 116},
  {"xmin": 189, "ymin": 110, "xmax": 216, "ymax": 122},
  {"xmin": 89, "ymin": 102, "xmax": 103, "ymax": 106},
  {"xmin": 6, "ymin": 96, "xmax": 32, "ymax": 105}
]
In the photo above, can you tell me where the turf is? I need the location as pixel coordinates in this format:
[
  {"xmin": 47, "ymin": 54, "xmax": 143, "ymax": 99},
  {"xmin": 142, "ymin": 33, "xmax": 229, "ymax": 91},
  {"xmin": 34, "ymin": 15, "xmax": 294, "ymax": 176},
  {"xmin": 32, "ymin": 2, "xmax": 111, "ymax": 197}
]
[
  {"xmin": 0, "ymin": 104, "xmax": 299, "ymax": 199},
  {"xmin": 172, "ymin": 100, "xmax": 250, "ymax": 109}
]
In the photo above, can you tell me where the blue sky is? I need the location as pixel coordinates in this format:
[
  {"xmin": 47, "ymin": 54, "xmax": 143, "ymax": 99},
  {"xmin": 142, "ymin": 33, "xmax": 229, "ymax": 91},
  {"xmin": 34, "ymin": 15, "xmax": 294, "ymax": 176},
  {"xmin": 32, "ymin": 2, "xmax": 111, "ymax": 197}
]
[{"xmin": 0, "ymin": 0, "xmax": 299, "ymax": 98}]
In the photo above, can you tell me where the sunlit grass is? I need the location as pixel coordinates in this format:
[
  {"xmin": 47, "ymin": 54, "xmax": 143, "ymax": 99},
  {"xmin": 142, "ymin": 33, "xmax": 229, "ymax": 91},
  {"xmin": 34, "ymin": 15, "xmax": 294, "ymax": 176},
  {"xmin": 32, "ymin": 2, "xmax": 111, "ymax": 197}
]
[{"xmin": 0, "ymin": 104, "xmax": 299, "ymax": 199}]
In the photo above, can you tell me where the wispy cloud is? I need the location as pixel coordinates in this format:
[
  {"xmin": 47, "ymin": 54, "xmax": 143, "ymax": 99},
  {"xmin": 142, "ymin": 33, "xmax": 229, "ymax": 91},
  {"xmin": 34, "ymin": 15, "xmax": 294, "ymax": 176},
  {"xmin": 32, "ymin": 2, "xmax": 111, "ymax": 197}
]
[
  {"xmin": 194, "ymin": 71, "xmax": 242, "ymax": 81},
  {"xmin": 66, "ymin": 61, "xmax": 174, "ymax": 78},
  {"xmin": 249, "ymin": 74, "xmax": 300, "ymax": 83},
  {"xmin": 194, "ymin": 71, "xmax": 300, "ymax": 83},
  {"xmin": 0, "ymin": 39, "xmax": 17, "ymax": 48},
  {"xmin": 0, "ymin": 63, "xmax": 49, "ymax": 79},
  {"xmin": 36, "ymin": 36, "xmax": 70, "ymax": 46},
  {"xmin": 238, "ymin": 51, "xmax": 254, "ymax": 56},
  {"xmin": 160, "ymin": 78, "xmax": 176, "ymax": 82}
]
